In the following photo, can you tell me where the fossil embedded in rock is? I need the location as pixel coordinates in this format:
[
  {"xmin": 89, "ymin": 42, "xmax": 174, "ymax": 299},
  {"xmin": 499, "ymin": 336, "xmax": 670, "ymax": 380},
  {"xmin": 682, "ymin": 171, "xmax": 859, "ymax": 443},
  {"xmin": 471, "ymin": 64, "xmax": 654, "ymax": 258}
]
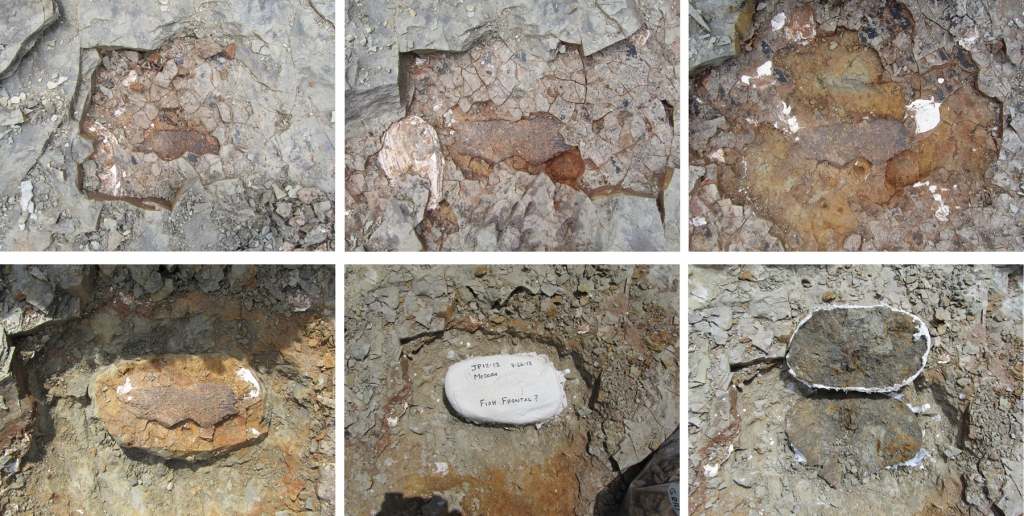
[
  {"xmin": 378, "ymin": 115, "xmax": 443, "ymax": 211},
  {"xmin": 696, "ymin": 4, "xmax": 1003, "ymax": 251},
  {"xmin": 91, "ymin": 355, "xmax": 267, "ymax": 460},
  {"xmin": 119, "ymin": 382, "xmax": 239, "ymax": 428},
  {"xmin": 786, "ymin": 396, "xmax": 923, "ymax": 480},
  {"xmin": 135, "ymin": 129, "xmax": 220, "ymax": 161},
  {"xmin": 79, "ymin": 37, "xmax": 263, "ymax": 209},
  {"xmin": 450, "ymin": 115, "xmax": 572, "ymax": 166},
  {"xmin": 793, "ymin": 120, "xmax": 910, "ymax": 167},
  {"xmin": 786, "ymin": 304, "xmax": 930, "ymax": 392}
]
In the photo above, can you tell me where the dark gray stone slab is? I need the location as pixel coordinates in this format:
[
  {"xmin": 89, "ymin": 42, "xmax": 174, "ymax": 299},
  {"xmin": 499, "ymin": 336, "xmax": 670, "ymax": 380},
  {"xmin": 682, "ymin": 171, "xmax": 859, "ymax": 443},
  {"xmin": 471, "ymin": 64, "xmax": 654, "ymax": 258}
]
[{"xmin": 786, "ymin": 305, "xmax": 930, "ymax": 392}]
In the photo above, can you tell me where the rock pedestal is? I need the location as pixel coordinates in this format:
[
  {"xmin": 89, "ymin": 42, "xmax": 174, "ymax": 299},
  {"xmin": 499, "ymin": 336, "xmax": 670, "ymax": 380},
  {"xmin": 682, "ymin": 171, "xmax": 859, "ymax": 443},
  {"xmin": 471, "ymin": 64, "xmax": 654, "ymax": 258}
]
[
  {"xmin": 786, "ymin": 304, "xmax": 930, "ymax": 392},
  {"xmin": 786, "ymin": 396, "xmax": 924, "ymax": 483},
  {"xmin": 90, "ymin": 355, "xmax": 268, "ymax": 460}
]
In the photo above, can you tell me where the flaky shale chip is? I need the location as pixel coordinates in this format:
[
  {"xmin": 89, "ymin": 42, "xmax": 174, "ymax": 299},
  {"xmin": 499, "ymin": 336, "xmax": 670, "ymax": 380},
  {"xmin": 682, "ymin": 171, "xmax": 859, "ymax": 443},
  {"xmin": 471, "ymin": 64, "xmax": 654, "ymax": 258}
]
[
  {"xmin": 786, "ymin": 305, "xmax": 930, "ymax": 392},
  {"xmin": 90, "ymin": 355, "xmax": 267, "ymax": 460}
]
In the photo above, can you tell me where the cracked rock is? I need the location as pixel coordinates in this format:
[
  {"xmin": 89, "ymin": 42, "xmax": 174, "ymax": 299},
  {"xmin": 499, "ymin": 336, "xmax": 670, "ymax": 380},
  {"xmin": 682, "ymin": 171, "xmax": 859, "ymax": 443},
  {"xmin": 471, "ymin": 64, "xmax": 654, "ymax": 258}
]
[{"xmin": 0, "ymin": 0, "xmax": 58, "ymax": 78}]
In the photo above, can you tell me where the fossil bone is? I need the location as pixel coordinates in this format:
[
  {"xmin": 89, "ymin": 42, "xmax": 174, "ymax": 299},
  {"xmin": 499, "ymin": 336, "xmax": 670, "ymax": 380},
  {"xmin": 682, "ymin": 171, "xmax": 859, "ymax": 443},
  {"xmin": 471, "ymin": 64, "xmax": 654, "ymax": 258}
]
[{"xmin": 378, "ymin": 116, "xmax": 443, "ymax": 211}]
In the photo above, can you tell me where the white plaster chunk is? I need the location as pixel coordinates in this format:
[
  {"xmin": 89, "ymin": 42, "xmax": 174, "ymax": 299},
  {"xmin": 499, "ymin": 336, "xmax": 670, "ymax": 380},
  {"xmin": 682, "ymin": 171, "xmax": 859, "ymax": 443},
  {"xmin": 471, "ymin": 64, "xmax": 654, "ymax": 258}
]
[
  {"xmin": 906, "ymin": 97, "xmax": 942, "ymax": 134},
  {"xmin": 444, "ymin": 352, "xmax": 567, "ymax": 425}
]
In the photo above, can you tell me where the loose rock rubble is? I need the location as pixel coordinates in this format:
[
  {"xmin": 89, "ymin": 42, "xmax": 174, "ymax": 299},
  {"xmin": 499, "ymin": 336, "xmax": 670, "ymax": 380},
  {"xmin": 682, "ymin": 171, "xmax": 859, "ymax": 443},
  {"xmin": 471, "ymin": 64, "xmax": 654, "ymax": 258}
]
[
  {"xmin": 690, "ymin": 0, "xmax": 1024, "ymax": 251},
  {"xmin": 0, "ymin": 0, "xmax": 334, "ymax": 250},
  {"xmin": 0, "ymin": 265, "xmax": 335, "ymax": 514},
  {"xmin": 345, "ymin": 265, "xmax": 679, "ymax": 515},
  {"xmin": 346, "ymin": 0, "xmax": 680, "ymax": 251},
  {"xmin": 689, "ymin": 265, "xmax": 1023, "ymax": 515}
]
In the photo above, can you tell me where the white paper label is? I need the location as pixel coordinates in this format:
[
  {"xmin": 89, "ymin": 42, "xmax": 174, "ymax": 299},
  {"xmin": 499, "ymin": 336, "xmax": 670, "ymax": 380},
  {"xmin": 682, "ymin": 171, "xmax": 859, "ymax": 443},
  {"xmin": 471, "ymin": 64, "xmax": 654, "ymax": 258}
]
[{"xmin": 444, "ymin": 352, "xmax": 567, "ymax": 425}]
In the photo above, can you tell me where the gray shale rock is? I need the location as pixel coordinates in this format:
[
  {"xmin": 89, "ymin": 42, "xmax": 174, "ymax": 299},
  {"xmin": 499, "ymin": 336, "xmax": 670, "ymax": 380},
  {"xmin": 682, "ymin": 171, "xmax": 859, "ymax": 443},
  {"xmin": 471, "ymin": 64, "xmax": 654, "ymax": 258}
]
[
  {"xmin": 0, "ymin": 0, "xmax": 58, "ymax": 78},
  {"xmin": 689, "ymin": 0, "xmax": 755, "ymax": 73},
  {"xmin": 786, "ymin": 305, "xmax": 930, "ymax": 392}
]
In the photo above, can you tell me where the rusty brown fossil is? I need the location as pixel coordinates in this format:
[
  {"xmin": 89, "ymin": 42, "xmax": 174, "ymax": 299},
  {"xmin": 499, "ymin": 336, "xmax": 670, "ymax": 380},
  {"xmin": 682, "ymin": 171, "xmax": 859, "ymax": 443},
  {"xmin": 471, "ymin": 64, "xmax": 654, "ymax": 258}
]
[
  {"xmin": 119, "ymin": 383, "xmax": 239, "ymax": 428},
  {"xmin": 135, "ymin": 129, "xmax": 221, "ymax": 161}
]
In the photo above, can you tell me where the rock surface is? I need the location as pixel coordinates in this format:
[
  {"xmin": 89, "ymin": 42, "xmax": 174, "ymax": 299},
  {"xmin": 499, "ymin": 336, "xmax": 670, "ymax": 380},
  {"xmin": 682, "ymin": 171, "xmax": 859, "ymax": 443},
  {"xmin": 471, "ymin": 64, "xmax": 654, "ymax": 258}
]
[
  {"xmin": 0, "ymin": 326, "xmax": 34, "ymax": 489},
  {"xmin": 0, "ymin": 0, "xmax": 334, "ymax": 250},
  {"xmin": 0, "ymin": 0, "xmax": 58, "ymax": 78},
  {"xmin": 689, "ymin": 265, "xmax": 1023, "ymax": 515},
  {"xmin": 786, "ymin": 396, "xmax": 924, "ymax": 478},
  {"xmin": 346, "ymin": 265, "xmax": 679, "ymax": 515},
  {"xmin": 346, "ymin": 0, "xmax": 680, "ymax": 251},
  {"xmin": 91, "ymin": 355, "xmax": 267, "ymax": 460},
  {"xmin": 0, "ymin": 265, "xmax": 335, "ymax": 514},
  {"xmin": 787, "ymin": 305, "xmax": 930, "ymax": 392},
  {"xmin": 690, "ymin": 0, "xmax": 1024, "ymax": 251},
  {"xmin": 444, "ymin": 352, "xmax": 567, "ymax": 426},
  {"xmin": 688, "ymin": 0, "xmax": 755, "ymax": 73}
]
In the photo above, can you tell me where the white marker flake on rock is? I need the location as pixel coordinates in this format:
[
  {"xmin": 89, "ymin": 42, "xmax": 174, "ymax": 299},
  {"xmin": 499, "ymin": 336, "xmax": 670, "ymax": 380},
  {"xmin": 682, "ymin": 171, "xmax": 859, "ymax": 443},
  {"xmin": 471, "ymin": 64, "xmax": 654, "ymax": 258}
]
[
  {"xmin": 236, "ymin": 366, "xmax": 261, "ymax": 399},
  {"xmin": 756, "ymin": 60, "xmax": 773, "ymax": 77},
  {"xmin": 906, "ymin": 97, "xmax": 942, "ymax": 134},
  {"xmin": 116, "ymin": 377, "xmax": 133, "ymax": 396},
  {"xmin": 444, "ymin": 352, "xmax": 567, "ymax": 426}
]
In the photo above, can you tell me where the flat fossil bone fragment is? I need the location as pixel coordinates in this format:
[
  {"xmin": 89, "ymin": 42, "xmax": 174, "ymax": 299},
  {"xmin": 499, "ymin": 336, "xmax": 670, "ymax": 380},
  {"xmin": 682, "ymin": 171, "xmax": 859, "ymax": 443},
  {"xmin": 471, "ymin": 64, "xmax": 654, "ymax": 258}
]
[
  {"xmin": 119, "ymin": 383, "xmax": 239, "ymax": 428},
  {"xmin": 786, "ymin": 304, "xmax": 930, "ymax": 392},
  {"xmin": 444, "ymin": 352, "xmax": 567, "ymax": 426}
]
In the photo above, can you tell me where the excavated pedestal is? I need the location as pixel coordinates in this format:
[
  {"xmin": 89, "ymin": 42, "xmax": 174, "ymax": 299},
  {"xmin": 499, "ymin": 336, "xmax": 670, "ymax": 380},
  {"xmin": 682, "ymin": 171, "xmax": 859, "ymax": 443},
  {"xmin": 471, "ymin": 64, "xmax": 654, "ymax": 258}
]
[
  {"xmin": 90, "ymin": 355, "xmax": 268, "ymax": 460},
  {"xmin": 786, "ymin": 396, "xmax": 924, "ymax": 486},
  {"xmin": 786, "ymin": 304, "xmax": 930, "ymax": 392}
]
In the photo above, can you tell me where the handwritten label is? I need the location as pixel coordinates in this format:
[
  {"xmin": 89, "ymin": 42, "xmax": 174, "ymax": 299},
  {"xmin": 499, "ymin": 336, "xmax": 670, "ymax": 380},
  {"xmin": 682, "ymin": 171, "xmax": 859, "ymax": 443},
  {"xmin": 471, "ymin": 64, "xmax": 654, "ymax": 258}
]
[{"xmin": 445, "ymin": 352, "xmax": 567, "ymax": 426}]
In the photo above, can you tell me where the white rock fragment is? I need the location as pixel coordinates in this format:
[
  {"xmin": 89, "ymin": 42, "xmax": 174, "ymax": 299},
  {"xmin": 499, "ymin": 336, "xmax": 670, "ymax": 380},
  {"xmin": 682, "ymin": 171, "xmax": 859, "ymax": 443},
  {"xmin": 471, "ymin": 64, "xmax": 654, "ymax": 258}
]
[
  {"xmin": 703, "ymin": 463, "xmax": 720, "ymax": 478},
  {"xmin": 771, "ymin": 13, "xmax": 786, "ymax": 31},
  {"xmin": 17, "ymin": 181, "xmax": 33, "ymax": 230},
  {"xmin": 236, "ymin": 366, "xmax": 261, "ymax": 399},
  {"xmin": 756, "ymin": 60, "xmax": 772, "ymax": 77},
  {"xmin": 46, "ymin": 76, "xmax": 68, "ymax": 89},
  {"xmin": 790, "ymin": 442, "xmax": 807, "ymax": 463},
  {"xmin": 444, "ymin": 352, "xmax": 567, "ymax": 426},
  {"xmin": 378, "ymin": 116, "xmax": 444, "ymax": 211},
  {"xmin": 906, "ymin": 97, "xmax": 942, "ymax": 134},
  {"xmin": 886, "ymin": 448, "xmax": 930, "ymax": 470},
  {"xmin": 116, "ymin": 377, "xmax": 133, "ymax": 396}
]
